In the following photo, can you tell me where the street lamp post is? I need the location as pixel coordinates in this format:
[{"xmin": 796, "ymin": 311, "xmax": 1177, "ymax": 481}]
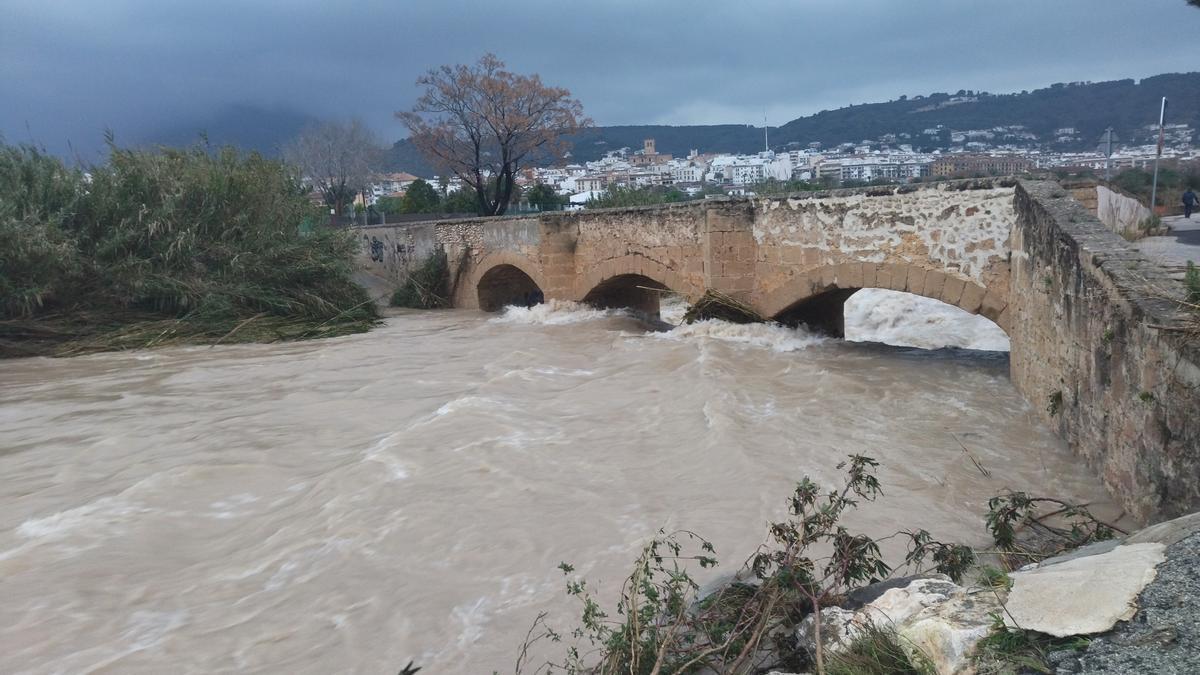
[{"xmin": 1150, "ymin": 97, "xmax": 1167, "ymax": 213}]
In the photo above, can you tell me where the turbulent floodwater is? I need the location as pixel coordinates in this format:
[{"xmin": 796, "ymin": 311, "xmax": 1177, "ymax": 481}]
[{"xmin": 0, "ymin": 291, "xmax": 1116, "ymax": 673}]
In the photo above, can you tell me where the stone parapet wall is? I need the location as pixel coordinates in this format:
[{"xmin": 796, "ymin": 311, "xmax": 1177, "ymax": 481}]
[
  {"xmin": 352, "ymin": 222, "xmax": 440, "ymax": 282},
  {"xmin": 749, "ymin": 182, "xmax": 1015, "ymax": 329},
  {"xmin": 1010, "ymin": 182, "xmax": 1200, "ymax": 521}
]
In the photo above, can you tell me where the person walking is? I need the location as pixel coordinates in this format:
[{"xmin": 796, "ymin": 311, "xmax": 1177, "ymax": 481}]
[{"xmin": 1183, "ymin": 188, "xmax": 1197, "ymax": 219}]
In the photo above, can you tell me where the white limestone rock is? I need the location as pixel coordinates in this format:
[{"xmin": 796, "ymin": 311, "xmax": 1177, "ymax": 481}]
[
  {"xmin": 796, "ymin": 576, "xmax": 1002, "ymax": 675},
  {"xmin": 1004, "ymin": 542, "xmax": 1166, "ymax": 637},
  {"xmin": 795, "ymin": 605, "xmax": 859, "ymax": 653}
]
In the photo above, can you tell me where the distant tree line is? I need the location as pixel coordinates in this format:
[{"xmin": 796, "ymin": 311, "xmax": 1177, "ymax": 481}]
[
  {"xmin": 372, "ymin": 179, "xmax": 567, "ymax": 216},
  {"xmin": 1111, "ymin": 161, "xmax": 1200, "ymax": 213}
]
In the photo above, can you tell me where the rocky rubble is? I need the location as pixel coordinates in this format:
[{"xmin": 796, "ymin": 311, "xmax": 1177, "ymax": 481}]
[{"xmin": 786, "ymin": 512, "xmax": 1200, "ymax": 675}]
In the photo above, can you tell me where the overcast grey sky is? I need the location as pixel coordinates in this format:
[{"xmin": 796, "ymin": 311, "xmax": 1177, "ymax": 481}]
[{"xmin": 2, "ymin": 0, "xmax": 1198, "ymax": 156}]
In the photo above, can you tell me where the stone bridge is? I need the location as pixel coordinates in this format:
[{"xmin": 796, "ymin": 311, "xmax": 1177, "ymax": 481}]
[{"xmin": 357, "ymin": 179, "xmax": 1200, "ymax": 523}]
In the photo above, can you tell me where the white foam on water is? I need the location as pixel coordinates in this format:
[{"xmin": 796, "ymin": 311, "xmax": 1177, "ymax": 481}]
[
  {"xmin": 17, "ymin": 495, "xmax": 150, "ymax": 542},
  {"xmin": 451, "ymin": 596, "xmax": 491, "ymax": 651},
  {"xmin": 846, "ymin": 289, "xmax": 1010, "ymax": 351},
  {"xmin": 655, "ymin": 319, "xmax": 826, "ymax": 352},
  {"xmin": 361, "ymin": 432, "xmax": 410, "ymax": 481},
  {"xmin": 207, "ymin": 493, "xmax": 261, "ymax": 520},
  {"xmin": 658, "ymin": 294, "xmax": 689, "ymax": 325},
  {"xmin": 489, "ymin": 300, "xmax": 623, "ymax": 326},
  {"xmin": 121, "ymin": 609, "xmax": 189, "ymax": 651}
]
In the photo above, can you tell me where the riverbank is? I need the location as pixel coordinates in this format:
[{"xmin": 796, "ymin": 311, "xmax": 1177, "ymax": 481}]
[
  {"xmin": 0, "ymin": 311, "xmax": 378, "ymax": 359},
  {"xmin": 812, "ymin": 511, "xmax": 1200, "ymax": 675},
  {"xmin": 0, "ymin": 142, "xmax": 377, "ymax": 360}
]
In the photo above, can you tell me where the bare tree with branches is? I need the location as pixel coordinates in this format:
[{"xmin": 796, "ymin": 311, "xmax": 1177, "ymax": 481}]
[
  {"xmin": 283, "ymin": 119, "xmax": 382, "ymax": 216},
  {"xmin": 397, "ymin": 54, "xmax": 590, "ymax": 216}
]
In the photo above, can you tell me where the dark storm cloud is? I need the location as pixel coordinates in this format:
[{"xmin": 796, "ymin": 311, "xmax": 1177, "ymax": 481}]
[{"xmin": 2, "ymin": 0, "xmax": 1197, "ymax": 156}]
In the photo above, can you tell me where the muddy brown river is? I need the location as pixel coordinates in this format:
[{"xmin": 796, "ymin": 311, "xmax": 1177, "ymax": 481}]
[{"xmin": 0, "ymin": 291, "xmax": 1120, "ymax": 673}]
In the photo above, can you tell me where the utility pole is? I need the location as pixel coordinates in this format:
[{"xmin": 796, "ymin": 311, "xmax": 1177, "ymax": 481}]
[
  {"xmin": 763, "ymin": 110, "xmax": 769, "ymax": 153},
  {"xmin": 1098, "ymin": 127, "xmax": 1116, "ymax": 181},
  {"xmin": 1150, "ymin": 97, "xmax": 1167, "ymax": 212}
]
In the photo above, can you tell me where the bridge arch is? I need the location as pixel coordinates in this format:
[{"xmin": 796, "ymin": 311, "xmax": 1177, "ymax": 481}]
[
  {"xmin": 580, "ymin": 273, "xmax": 672, "ymax": 316},
  {"xmin": 574, "ymin": 254, "xmax": 691, "ymax": 317},
  {"xmin": 469, "ymin": 253, "xmax": 549, "ymax": 312},
  {"xmin": 757, "ymin": 263, "xmax": 1009, "ymax": 337}
]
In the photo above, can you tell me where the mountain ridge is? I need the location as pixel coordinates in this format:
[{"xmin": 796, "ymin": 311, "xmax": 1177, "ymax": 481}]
[
  {"xmin": 139, "ymin": 73, "xmax": 1200, "ymax": 175},
  {"xmin": 386, "ymin": 72, "xmax": 1199, "ymax": 174}
]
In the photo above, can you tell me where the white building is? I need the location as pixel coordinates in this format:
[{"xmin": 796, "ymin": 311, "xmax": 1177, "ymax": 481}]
[{"xmin": 671, "ymin": 163, "xmax": 704, "ymax": 184}]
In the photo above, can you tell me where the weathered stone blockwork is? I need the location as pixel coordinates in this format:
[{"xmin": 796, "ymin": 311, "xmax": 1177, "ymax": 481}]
[
  {"xmin": 354, "ymin": 179, "xmax": 1200, "ymax": 521},
  {"xmin": 1009, "ymin": 182, "xmax": 1200, "ymax": 521}
]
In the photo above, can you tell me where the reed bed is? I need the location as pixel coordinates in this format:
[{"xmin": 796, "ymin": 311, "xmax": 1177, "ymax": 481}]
[{"xmin": 0, "ymin": 141, "xmax": 377, "ymax": 358}]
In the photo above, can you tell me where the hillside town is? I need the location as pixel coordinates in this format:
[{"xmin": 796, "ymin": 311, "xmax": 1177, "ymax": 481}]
[{"xmin": 365, "ymin": 120, "xmax": 1197, "ymax": 210}]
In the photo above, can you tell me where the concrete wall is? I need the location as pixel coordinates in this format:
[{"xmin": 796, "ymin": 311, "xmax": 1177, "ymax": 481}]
[
  {"xmin": 1069, "ymin": 184, "xmax": 1153, "ymax": 240},
  {"xmin": 1010, "ymin": 182, "xmax": 1200, "ymax": 521},
  {"xmin": 1095, "ymin": 185, "xmax": 1153, "ymax": 239}
]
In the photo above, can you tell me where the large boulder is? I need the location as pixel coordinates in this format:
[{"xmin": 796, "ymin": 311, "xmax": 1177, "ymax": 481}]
[{"xmin": 796, "ymin": 576, "xmax": 1002, "ymax": 675}]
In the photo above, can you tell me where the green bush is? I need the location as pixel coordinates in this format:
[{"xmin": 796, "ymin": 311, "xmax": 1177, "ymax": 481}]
[
  {"xmin": 0, "ymin": 140, "xmax": 377, "ymax": 354},
  {"xmin": 390, "ymin": 249, "xmax": 450, "ymax": 309},
  {"xmin": 530, "ymin": 456, "xmax": 973, "ymax": 675},
  {"xmin": 1186, "ymin": 261, "xmax": 1200, "ymax": 305},
  {"xmin": 586, "ymin": 185, "xmax": 692, "ymax": 208}
]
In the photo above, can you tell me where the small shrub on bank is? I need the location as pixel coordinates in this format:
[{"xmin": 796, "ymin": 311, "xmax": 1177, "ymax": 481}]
[
  {"xmin": 520, "ymin": 455, "xmax": 974, "ymax": 675},
  {"xmin": 984, "ymin": 491, "xmax": 1122, "ymax": 569},
  {"xmin": 493, "ymin": 460, "xmax": 1127, "ymax": 675},
  {"xmin": 0, "ymin": 140, "xmax": 376, "ymax": 357},
  {"xmin": 390, "ymin": 249, "xmax": 450, "ymax": 309}
]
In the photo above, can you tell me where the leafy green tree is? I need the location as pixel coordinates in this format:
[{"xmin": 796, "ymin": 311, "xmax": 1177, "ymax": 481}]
[
  {"xmin": 442, "ymin": 187, "xmax": 479, "ymax": 214},
  {"xmin": 587, "ymin": 185, "xmax": 692, "ymax": 208},
  {"xmin": 401, "ymin": 178, "xmax": 441, "ymax": 213},
  {"xmin": 526, "ymin": 183, "xmax": 563, "ymax": 211},
  {"xmin": 375, "ymin": 196, "xmax": 405, "ymax": 214},
  {"xmin": 752, "ymin": 178, "xmax": 822, "ymax": 196}
]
